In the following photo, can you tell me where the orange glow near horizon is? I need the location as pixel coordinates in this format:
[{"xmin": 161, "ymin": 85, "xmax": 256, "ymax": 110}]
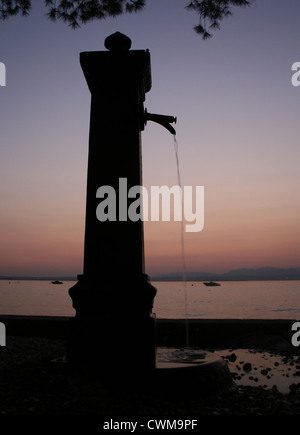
[{"xmin": 0, "ymin": 1, "xmax": 300, "ymax": 278}]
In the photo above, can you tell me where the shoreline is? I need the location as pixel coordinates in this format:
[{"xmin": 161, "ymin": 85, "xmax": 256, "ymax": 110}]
[
  {"xmin": 0, "ymin": 315, "xmax": 296, "ymax": 349},
  {"xmin": 0, "ymin": 335, "xmax": 300, "ymax": 415},
  {"xmin": 0, "ymin": 317, "xmax": 300, "ymax": 415}
]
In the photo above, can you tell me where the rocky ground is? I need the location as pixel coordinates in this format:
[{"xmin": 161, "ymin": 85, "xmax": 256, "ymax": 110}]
[{"xmin": 0, "ymin": 336, "xmax": 300, "ymax": 417}]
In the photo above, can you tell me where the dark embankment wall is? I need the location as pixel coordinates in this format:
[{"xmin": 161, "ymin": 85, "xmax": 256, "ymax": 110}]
[{"xmin": 0, "ymin": 315, "xmax": 295, "ymax": 349}]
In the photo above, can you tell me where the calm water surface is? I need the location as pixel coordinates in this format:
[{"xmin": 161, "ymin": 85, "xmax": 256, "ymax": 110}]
[{"xmin": 0, "ymin": 280, "xmax": 299, "ymax": 319}]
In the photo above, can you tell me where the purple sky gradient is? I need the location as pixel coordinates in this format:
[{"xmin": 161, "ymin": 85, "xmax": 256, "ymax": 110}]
[{"xmin": 0, "ymin": 0, "xmax": 300, "ymax": 276}]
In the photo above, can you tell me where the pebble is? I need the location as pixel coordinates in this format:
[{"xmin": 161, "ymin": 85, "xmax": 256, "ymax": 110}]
[
  {"xmin": 243, "ymin": 363, "xmax": 252, "ymax": 372},
  {"xmin": 227, "ymin": 353, "xmax": 237, "ymax": 362}
]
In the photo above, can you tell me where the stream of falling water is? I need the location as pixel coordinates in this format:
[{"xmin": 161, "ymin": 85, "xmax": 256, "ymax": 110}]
[{"xmin": 173, "ymin": 135, "xmax": 189, "ymax": 347}]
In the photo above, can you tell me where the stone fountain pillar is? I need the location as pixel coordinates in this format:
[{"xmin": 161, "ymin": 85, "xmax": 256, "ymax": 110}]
[{"xmin": 67, "ymin": 32, "xmax": 157, "ymax": 381}]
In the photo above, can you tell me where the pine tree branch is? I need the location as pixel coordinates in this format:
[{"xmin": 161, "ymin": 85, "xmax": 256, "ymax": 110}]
[
  {"xmin": 186, "ymin": 0, "xmax": 252, "ymax": 38},
  {"xmin": 0, "ymin": 0, "xmax": 253, "ymax": 38}
]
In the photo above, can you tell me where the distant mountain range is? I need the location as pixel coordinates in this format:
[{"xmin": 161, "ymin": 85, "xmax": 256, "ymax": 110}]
[
  {"xmin": 1, "ymin": 267, "xmax": 300, "ymax": 282},
  {"xmin": 151, "ymin": 267, "xmax": 300, "ymax": 281}
]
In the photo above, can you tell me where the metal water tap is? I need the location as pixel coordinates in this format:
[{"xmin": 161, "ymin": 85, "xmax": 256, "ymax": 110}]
[{"xmin": 144, "ymin": 109, "xmax": 177, "ymax": 135}]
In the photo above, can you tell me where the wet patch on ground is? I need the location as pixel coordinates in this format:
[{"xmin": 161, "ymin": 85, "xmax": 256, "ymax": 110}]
[{"xmin": 156, "ymin": 347, "xmax": 300, "ymax": 394}]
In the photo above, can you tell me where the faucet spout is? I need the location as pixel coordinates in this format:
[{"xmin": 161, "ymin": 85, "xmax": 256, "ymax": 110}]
[{"xmin": 144, "ymin": 109, "xmax": 177, "ymax": 135}]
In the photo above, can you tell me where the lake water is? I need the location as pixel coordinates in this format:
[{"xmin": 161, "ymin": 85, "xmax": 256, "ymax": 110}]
[{"xmin": 0, "ymin": 279, "xmax": 300, "ymax": 319}]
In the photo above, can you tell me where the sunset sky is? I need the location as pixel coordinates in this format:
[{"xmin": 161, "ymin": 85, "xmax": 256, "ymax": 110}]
[{"xmin": 0, "ymin": 0, "xmax": 300, "ymax": 278}]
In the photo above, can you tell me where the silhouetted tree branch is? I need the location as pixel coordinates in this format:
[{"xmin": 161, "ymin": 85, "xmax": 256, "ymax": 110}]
[
  {"xmin": 0, "ymin": 0, "xmax": 253, "ymax": 38},
  {"xmin": 185, "ymin": 0, "xmax": 252, "ymax": 39},
  {"xmin": 0, "ymin": 0, "xmax": 31, "ymax": 19}
]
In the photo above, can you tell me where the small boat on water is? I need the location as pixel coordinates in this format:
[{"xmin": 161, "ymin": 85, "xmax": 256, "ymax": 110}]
[
  {"xmin": 203, "ymin": 281, "xmax": 221, "ymax": 287},
  {"xmin": 51, "ymin": 280, "xmax": 63, "ymax": 285}
]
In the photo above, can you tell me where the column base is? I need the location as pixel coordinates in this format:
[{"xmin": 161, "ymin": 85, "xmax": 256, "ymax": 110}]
[{"xmin": 66, "ymin": 274, "xmax": 157, "ymax": 382}]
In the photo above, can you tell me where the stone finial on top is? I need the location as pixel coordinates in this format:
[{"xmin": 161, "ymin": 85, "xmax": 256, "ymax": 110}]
[{"xmin": 104, "ymin": 32, "xmax": 132, "ymax": 52}]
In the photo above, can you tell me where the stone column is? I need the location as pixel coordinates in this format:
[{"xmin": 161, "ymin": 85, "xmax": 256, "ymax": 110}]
[{"xmin": 67, "ymin": 33, "xmax": 157, "ymax": 382}]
